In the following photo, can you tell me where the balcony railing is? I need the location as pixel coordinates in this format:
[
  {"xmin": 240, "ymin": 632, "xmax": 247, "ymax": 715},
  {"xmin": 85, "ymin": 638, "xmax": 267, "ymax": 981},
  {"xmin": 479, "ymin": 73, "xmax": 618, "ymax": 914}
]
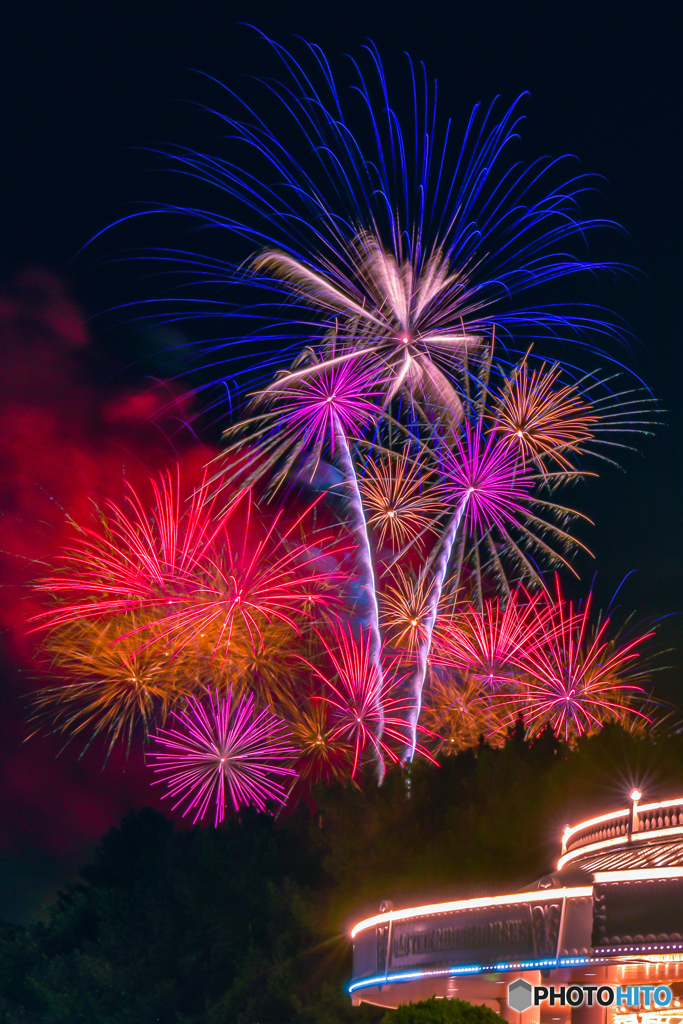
[{"xmin": 558, "ymin": 797, "xmax": 683, "ymax": 869}]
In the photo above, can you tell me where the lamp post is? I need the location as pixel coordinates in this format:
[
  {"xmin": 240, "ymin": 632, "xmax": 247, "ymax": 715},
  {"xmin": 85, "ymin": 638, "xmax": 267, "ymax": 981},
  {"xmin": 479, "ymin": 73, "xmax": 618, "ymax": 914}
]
[{"xmin": 629, "ymin": 788, "xmax": 642, "ymax": 841}]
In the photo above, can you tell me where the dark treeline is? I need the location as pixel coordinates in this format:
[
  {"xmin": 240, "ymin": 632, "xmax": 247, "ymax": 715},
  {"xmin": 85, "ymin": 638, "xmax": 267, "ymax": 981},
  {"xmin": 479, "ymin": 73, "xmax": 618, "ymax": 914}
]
[{"xmin": 1, "ymin": 723, "xmax": 681, "ymax": 1024}]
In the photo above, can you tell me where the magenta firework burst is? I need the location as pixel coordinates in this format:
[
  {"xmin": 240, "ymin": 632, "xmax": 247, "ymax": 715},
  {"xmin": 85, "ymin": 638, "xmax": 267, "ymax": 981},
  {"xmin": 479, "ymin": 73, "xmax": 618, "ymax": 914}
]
[
  {"xmin": 441, "ymin": 423, "xmax": 535, "ymax": 534},
  {"xmin": 147, "ymin": 688, "xmax": 299, "ymax": 824}
]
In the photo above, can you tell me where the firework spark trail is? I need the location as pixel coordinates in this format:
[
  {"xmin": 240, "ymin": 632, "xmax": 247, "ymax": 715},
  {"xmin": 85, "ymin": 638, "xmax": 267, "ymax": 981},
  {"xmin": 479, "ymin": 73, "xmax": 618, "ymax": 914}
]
[
  {"xmin": 301, "ymin": 621, "xmax": 434, "ymax": 778},
  {"xmin": 492, "ymin": 359, "xmax": 659, "ymax": 471},
  {"xmin": 332, "ymin": 418, "xmax": 384, "ymax": 755},
  {"xmin": 404, "ymin": 413, "xmax": 585, "ymax": 757},
  {"xmin": 148, "ymin": 687, "xmax": 299, "ymax": 825},
  {"xmin": 492, "ymin": 360, "xmax": 600, "ymax": 470},
  {"xmin": 406, "ymin": 495, "xmax": 469, "ymax": 757},
  {"xmin": 253, "ymin": 241, "xmax": 482, "ymax": 416},
  {"xmin": 223, "ymin": 353, "xmax": 387, "ymax": 768},
  {"xmin": 278, "ymin": 697, "xmax": 354, "ymax": 794}
]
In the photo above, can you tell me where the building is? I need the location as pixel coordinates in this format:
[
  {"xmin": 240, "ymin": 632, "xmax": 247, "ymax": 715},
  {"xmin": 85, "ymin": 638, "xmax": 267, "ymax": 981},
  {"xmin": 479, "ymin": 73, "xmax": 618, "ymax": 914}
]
[{"xmin": 349, "ymin": 791, "xmax": 683, "ymax": 1023}]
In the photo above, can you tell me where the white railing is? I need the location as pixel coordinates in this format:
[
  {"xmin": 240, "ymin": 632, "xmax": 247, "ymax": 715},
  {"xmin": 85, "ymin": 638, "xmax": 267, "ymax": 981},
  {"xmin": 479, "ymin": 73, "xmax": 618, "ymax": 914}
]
[{"xmin": 558, "ymin": 796, "xmax": 683, "ymax": 869}]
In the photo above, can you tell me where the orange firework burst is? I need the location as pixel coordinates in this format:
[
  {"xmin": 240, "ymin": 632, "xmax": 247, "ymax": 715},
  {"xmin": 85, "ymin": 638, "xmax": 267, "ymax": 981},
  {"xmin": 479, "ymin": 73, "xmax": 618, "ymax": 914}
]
[
  {"xmin": 34, "ymin": 613, "xmax": 303, "ymax": 755},
  {"xmin": 490, "ymin": 356, "xmax": 657, "ymax": 473},
  {"xmin": 278, "ymin": 696, "xmax": 356, "ymax": 792},
  {"xmin": 360, "ymin": 447, "xmax": 442, "ymax": 548},
  {"xmin": 491, "ymin": 358, "xmax": 599, "ymax": 469},
  {"xmin": 380, "ymin": 567, "xmax": 438, "ymax": 654},
  {"xmin": 421, "ymin": 672, "xmax": 509, "ymax": 754},
  {"xmin": 32, "ymin": 614, "xmax": 193, "ymax": 755}
]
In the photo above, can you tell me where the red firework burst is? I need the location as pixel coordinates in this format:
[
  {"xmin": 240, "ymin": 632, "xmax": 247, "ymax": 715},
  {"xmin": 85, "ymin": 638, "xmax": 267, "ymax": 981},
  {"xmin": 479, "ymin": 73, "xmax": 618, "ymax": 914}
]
[
  {"xmin": 301, "ymin": 621, "xmax": 434, "ymax": 777},
  {"xmin": 35, "ymin": 469, "xmax": 342, "ymax": 658},
  {"xmin": 499, "ymin": 582, "xmax": 654, "ymax": 741},
  {"xmin": 433, "ymin": 589, "xmax": 551, "ymax": 694}
]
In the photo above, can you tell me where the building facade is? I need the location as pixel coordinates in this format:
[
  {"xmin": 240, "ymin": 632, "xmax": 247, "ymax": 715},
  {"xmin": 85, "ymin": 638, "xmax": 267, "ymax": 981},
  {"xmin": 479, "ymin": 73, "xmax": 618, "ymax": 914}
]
[{"xmin": 349, "ymin": 792, "xmax": 683, "ymax": 1024}]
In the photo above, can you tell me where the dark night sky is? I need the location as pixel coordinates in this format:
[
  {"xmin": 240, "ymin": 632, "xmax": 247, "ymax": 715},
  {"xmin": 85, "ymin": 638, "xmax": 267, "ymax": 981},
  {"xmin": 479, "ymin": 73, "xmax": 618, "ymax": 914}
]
[{"xmin": 0, "ymin": 0, "xmax": 681, "ymax": 921}]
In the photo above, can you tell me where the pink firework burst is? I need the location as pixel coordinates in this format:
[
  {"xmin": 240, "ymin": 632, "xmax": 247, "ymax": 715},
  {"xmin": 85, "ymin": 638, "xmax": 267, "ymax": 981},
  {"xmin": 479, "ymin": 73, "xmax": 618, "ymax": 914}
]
[
  {"xmin": 433, "ymin": 589, "xmax": 550, "ymax": 694},
  {"xmin": 147, "ymin": 688, "xmax": 299, "ymax": 825},
  {"xmin": 501, "ymin": 582, "xmax": 654, "ymax": 742},
  {"xmin": 302, "ymin": 621, "xmax": 435, "ymax": 777}
]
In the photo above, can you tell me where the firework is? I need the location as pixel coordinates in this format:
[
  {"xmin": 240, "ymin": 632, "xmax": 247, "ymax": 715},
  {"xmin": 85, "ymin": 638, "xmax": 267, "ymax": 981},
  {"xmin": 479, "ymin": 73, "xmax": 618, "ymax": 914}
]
[
  {"xmin": 35, "ymin": 471, "xmax": 341, "ymax": 660},
  {"xmin": 222, "ymin": 347, "xmax": 386, "ymax": 758},
  {"xmin": 492, "ymin": 358, "xmax": 658, "ymax": 471},
  {"xmin": 499, "ymin": 583, "xmax": 654, "ymax": 742},
  {"xmin": 32, "ymin": 613, "xmax": 189, "ymax": 756},
  {"xmin": 491, "ymin": 359, "xmax": 600, "ymax": 470},
  {"xmin": 360, "ymin": 447, "xmax": 442, "ymax": 549},
  {"xmin": 40, "ymin": 38, "xmax": 659, "ymax": 792},
  {"xmin": 421, "ymin": 672, "xmax": 509, "ymax": 754},
  {"xmin": 279, "ymin": 696, "xmax": 355, "ymax": 792},
  {"xmin": 31, "ymin": 469, "xmax": 344, "ymax": 754},
  {"xmin": 129, "ymin": 38, "xmax": 652, "ymax": 765},
  {"xmin": 433, "ymin": 590, "xmax": 550, "ymax": 694},
  {"xmin": 33, "ymin": 605, "xmax": 307, "ymax": 756},
  {"xmin": 253, "ymin": 237, "xmax": 481, "ymax": 417},
  {"xmin": 403, "ymin": 396, "xmax": 590, "ymax": 755},
  {"xmin": 148, "ymin": 688, "xmax": 299, "ymax": 825},
  {"xmin": 225, "ymin": 347, "xmax": 385, "ymax": 491},
  {"xmin": 439, "ymin": 413, "xmax": 591, "ymax": 572},
  {"xmin": 301, "ymin": 621, "xmax": 433, "ymax": 777},
  {"xmin": 143, "ymin": 39, "xmax": 625, "ymax": 400},
  {"xmin": 381, "ymin": 567, "xmax": 438, "ymax": 654}
]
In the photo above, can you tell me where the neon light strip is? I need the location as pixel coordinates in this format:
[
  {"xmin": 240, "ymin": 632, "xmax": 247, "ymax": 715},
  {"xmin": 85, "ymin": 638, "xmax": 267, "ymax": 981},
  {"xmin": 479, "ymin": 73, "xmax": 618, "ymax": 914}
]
[
  {"xmin": 557, "ymin": 836, "xmax": 626, "ymax": 870},
  {"xmin": 557, "ymin": 824, "xmax": 683, "ymax": 870},
  {"xmin": 639, "ymin": 799, "xmax": 683, "ymax": 814},
  {"xmin": 350, "ymin": 887, "xmax": 592, "ymax": 939},
  {"xmin": 595, "ymin": 868, "xmax": 683, "ymax": 882},
  {"xmin": 349, "ymin": 956, "xmax": 595, "ymax": 994},
  {"xmin": 564, "ymin": 808, "xmax": 629, "ymax": 843}
]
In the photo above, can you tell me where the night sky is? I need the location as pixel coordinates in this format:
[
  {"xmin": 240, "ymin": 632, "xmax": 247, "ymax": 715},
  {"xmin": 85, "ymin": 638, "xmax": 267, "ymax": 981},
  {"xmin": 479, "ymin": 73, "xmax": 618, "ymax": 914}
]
[{"xmin": 0, "ymin": 1, "xmax": 681, "ymax": 922}]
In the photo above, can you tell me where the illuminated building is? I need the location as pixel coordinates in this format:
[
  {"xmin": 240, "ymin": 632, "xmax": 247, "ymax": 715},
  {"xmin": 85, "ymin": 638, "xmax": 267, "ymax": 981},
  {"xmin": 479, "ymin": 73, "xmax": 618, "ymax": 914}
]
[{"xmin": 349, "ymin": 792, "xmax": 683, "ymax": 1023}]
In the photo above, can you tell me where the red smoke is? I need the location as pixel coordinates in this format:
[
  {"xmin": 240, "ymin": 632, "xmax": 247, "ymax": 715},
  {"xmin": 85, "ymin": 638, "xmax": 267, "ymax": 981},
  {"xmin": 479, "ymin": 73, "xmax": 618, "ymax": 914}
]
[{"xmin": 0, "ymin": 270, "xmax": 219, "ymax": 908}]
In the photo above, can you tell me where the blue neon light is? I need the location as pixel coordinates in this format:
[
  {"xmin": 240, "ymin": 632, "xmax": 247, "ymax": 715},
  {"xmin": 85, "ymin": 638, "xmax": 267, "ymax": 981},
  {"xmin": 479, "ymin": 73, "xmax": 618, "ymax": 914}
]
[{"xmin": 348, "ymin": 957, "xmax": 592, "ymax": 994}]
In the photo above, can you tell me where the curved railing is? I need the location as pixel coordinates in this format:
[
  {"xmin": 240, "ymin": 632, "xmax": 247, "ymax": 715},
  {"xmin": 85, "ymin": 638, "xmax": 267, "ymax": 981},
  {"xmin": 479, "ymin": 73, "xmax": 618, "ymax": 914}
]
[{"xmin": 558, "ymin": 796, "xmax": 683, "ymax": 870}]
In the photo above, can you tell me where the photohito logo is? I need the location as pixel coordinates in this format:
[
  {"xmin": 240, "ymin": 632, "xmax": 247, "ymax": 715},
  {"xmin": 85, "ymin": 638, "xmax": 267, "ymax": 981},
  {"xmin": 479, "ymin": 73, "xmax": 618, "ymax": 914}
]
[{"xmin": 507, "ymin": 981, "xmax": 673, "ymax": 1012}]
